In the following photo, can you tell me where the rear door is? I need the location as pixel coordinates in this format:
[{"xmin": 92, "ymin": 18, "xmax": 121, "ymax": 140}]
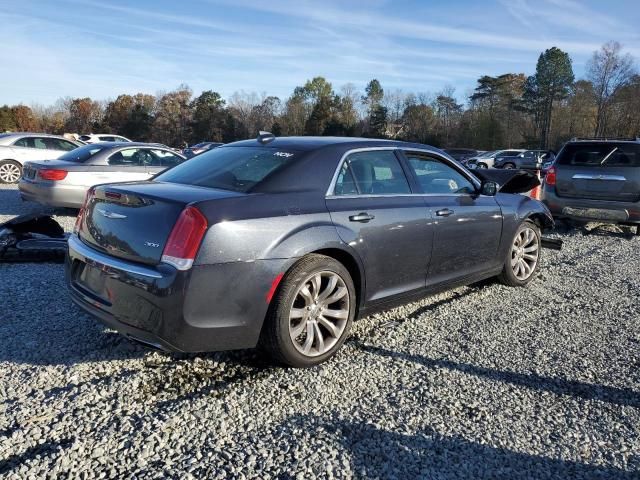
[
  {"xmin": 401, "ymin": 151, "xmax": 503, "ymax": 286},
  {"xmin": 554, "ymin": 143, "xmax": 640, "ymax": 202},
  {"xmin": 326, "ymin": 149, "xmax": 434, "ymax": 302}
]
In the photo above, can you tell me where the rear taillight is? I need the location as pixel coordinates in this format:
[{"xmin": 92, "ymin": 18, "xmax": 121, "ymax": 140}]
[
  {"xmin": 74, "ymin": 187, "xmax": 95, "ymax": 234},
  {"xmin": 545, "ymin": 166, "xmax": 556, "ymax": 186},
  {"xmin": 39, "ymin": 169, "xmax": 68, "ymax": 181},
  {"xmin": 161, "ymin": 206, "xmax": 208, "ymax": 270}
]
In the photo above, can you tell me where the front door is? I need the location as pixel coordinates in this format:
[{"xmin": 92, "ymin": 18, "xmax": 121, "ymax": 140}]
[
  {"xmin": 326, "ymin": 149, "xmax": 434, "ymax": 302},
  {"xmin": 401, "ymin": 151, "xmax": 503, "ymax": 286}
]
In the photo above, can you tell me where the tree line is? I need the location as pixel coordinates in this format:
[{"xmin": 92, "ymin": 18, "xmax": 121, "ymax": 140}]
[{"xmin": 1, "ymin": 41, "xmax": 637, "ymax": 151}]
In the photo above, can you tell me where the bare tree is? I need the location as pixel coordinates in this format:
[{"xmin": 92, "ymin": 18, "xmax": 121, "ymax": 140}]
[{"xmin": 587, "ymin": 41, "xmax": 636, "ymax": 136}]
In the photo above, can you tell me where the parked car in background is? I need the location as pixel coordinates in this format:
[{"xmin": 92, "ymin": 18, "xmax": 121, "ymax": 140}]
[
  {"xmin": 19, "ymin": 142, "xmax": 185, "ymax": 208},
  {"xmin": 80, "ymin": 134, "xmax": 132, "ymax": 144},
  {"xmin": 542, "ymin": 138, "xmax": 640, "ymax": 232},
  {"xmin": 495, "ymin": 150, "xmax": 555, "ymax": 170},
  {"xmin": 66, "ymin": 135, "xmax": 553, "ymax": 367},
  {"xmin": 0, "ymin": 133, "xmax": 83, "ymax": 184},
  {"xmin": 443, "ymin": 148, "xmax": 479, "ymax": 164},
  {"xmin": 183, "ymin": 142, "xmax": 224, "ymax": 158},
  {"xmin": 466, "ymin": 150, "xmax": 526, "ymax": 169}
]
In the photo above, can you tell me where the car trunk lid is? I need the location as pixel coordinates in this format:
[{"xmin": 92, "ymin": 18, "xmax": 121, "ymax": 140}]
[{"xmin": 78, "ymin": 181, "xmax": 243, "ymax": 265}]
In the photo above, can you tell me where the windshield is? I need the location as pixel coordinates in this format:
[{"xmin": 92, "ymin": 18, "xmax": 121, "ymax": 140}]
[
  {"xmin": 58, "ymin": 144, "xmax": 107, "ymax": 163},
  {"xmin": 155, "ymin": 146, "xmax": 299, "ymax": 192},
  {"xmin": 556, "ymin": 143, "xmax": 640, "ymax": 167}
]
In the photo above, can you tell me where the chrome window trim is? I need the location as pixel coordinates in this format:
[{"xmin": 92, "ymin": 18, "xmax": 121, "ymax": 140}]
[
  {"xmin": 572, "ymin": 173, "xmax": 627, "ymax": 181},
  {"xmin": 69, "ymin": 234, "xmax": 163, "ymax": 279},
  {"xmin": 325, "ymin": 146, "xmax": 482, "ymax": 198}
]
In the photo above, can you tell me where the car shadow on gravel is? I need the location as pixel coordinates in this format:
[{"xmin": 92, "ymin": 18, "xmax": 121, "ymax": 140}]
[
  {"xmin": 278, "ymin": 415, "xmax": 638, "ymax": 479},
  {"xmin": 353, "ymin": 341, "xmax": 640, "ymax": 409}
]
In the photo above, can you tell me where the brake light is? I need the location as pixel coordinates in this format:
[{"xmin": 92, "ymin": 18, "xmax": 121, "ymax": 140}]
[
  {"xmin": 74, "ymin": 187, "xmax": 95, "ymax": 234},
  {"xmin": 161, "ymin": 206, "xmax": 208, "ymax": 270},
  {"xmin": 545, "ymin": 166, "xmax": 557, "ymax": 186},
  {"xmin": 39, "ymin": 169, "xmax": 67, "ymax": 181}
]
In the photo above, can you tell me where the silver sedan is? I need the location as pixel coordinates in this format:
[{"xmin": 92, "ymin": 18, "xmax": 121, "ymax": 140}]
[{"xmin": 19, "ymin": 142, "xmax": 186, "ymax": 208}]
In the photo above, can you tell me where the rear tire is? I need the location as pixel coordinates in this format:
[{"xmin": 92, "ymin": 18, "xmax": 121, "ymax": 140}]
[
  {"xmin": 477, "ymin": 163, "xmax": 488, "ymax": 169},
  {"xmin": 260, "ymin": 254, "xmax": 356, "ymax": 367},
  {"xmin": 498, "ymin": 221, "xmax": 541, "ymax": 287},
  {"xmin": 0, "ymin": 160, "xmax": 22, "ymax": 184}
]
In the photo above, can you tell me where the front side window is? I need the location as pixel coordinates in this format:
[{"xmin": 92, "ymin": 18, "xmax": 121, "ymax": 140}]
[
  {"xmin": 155, "ymin": 146, "xmax": 299, "ymax": 192},
  {"xmin": 150, "ymin": 149, "xmax": 183, "ymax": 167},
  {"xmin": 44, "ymin": 138, "xmax": 77, "ymax": 151},
  {"xmin": 405, "ymin": 154, "xmax": 476, "ymax": 194},
  {"xmin": 334, "ymin": 150, "xmax": 411, "ymax": 195}
]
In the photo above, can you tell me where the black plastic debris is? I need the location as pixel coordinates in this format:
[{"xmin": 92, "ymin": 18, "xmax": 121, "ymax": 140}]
[
  {"xmin": 472, "ymin": 169, "xmax": 540, "ymax": 194},
  {"xmin": 0, "ymin": 214, "xmax": 68, "ymax": 263}
]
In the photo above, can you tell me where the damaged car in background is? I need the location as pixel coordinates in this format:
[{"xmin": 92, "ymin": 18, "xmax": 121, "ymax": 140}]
[{"xmin": 66, "ymin": 135, "xmax": 559, "ymax": 367}]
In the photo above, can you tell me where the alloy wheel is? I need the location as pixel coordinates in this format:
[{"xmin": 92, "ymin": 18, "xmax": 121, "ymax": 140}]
[
  {"xmin": 0, "ymin": 163, "xmax": 21, "ymax": 183},
  {"xmin": 511, "ymin": 226, "xmax": 539, "ymax": 280},
  {"xmin": 288, "ymin": 271, "xmax": 350, "ymax": 357}
]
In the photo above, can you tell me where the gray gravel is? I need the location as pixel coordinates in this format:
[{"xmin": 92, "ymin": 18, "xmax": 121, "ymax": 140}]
[{"xmin": 1, "ymin": 183, "xmax": 639, "ymax": 479}]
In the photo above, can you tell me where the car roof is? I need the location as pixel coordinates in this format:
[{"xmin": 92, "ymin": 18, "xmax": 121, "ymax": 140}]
[
  {"xmin": 0, "ymin": 132, "xmax": 73, "ymax": 139},
  {"xmin": 225, "ymin": 136, "xmax": 442, "ymax": 153}
]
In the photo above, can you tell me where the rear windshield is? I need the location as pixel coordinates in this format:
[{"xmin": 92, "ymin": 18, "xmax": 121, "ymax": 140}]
[
  {"xmin": 58, "ymin": 144, "xmax": 107, "ymax": 163},
  {"xmin": 155, "ymin": 146, "xmax": 299, "ymax": 192},
  {"xmin": 557, "ymin": 143, "xmax": 640, "ymax": 167}
]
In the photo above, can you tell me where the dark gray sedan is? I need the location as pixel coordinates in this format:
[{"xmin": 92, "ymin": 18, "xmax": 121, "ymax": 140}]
[
  {"xmin": 66, "ymin": 136, "xmax": 553, "ymax": 367},
  {"xmin": 19, "ymin": 142, "xmax": 185, "ymax": 208}
]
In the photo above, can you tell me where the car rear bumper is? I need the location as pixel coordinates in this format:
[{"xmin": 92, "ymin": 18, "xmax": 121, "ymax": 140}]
[
  {"xmin": 19, "ymin": 180, "xmax": 86, "ymax": 209},
  {"xmin": 541, "ymin": 185, "xmax": 640, "ymax": 225},
  {"xmin": 66, "ymin": 234, "xmax": 289, "ymax": 352}
]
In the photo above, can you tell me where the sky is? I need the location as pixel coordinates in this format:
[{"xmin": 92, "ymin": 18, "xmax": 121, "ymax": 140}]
[{"xmin": 1, "ymin": 0, "xmax": 639, "ymax": 106}]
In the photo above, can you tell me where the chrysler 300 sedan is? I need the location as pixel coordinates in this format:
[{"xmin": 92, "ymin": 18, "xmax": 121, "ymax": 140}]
[
  {"xmin": 67, "ymin": 135, "xmax": 553, "ymax": 367},
  {"xmin": 19, "ymin": 142, "xmax": 186, "ymax": 208}
]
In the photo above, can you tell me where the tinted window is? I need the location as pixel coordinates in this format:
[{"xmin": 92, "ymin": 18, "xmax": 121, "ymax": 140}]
[
  {"xmin": 556, "ymin": 143, "xmax": 640, "ymax": 167},
  {"xmin": 406, "ymin": 155, "xmax": 475, "ymax": 194},
  {"xmin": 98, "ymin": 136, "xmax": 115, "ymax": 142},
  {"xmin": 335, "ymin": 150, "xmax": 410, "ymax": 195},
  {"xmin": 502, "ymin": 150, "xmax": 521, "ymax": 156},
  {"xmin": 155, "ymin": 146, "xmax": 298, "ymax": 192},
  {"xmin": 58, "ymin": 144, "xmax": 107, "ymax": 163},
  {"xmin": 44, "ymin": 138, "xmax": 77, "ymax": 151}
]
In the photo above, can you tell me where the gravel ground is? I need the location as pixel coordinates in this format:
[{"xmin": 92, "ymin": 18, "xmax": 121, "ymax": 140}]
[{"xmin": 1, "ymin": 183, "xmax": 639, "ymax": 479}]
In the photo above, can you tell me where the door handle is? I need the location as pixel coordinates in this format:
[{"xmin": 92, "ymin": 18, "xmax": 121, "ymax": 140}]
[
  {"xmin": 435, "ymin": 208, "xmax": 454, "ymax": 217},
  {"xmin": 349, "ymin": 212, "xmax": 375, "ymax": 223}
]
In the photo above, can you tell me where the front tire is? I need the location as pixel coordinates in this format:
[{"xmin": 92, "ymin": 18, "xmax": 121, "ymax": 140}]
[
  {"xmin": 503, "ymin": 163, "xmax": 516, "ymax": 169},
  {"xmin": 498, "ymin": 221, "xmax": 541, "ymax": 287},
  {"xmin": 261, "ymin": 254, "xmax": 356, "ymax": 367},
  {"xmin": 477, "ymin": 163, "xmax": 488, "ymax": 169},
  {"xmin": 0, "ymin": 160, "xmax": 22, "ymax": 184}
]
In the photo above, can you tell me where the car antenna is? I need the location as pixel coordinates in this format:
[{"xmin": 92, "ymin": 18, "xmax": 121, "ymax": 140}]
[{"xmin": 257, "ymin": 131, "xmax": 275, "ymax": 144}]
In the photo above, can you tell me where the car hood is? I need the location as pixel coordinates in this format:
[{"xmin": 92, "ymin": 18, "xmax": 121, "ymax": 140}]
[{"xmin": 472, "ymin": 169, "xmax": 540, "ymax": 194}]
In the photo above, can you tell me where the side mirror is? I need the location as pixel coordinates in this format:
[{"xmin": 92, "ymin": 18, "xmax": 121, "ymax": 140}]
[{"xmin": 481, "ymin": 181, "xmax": 498, "ymax": 196}]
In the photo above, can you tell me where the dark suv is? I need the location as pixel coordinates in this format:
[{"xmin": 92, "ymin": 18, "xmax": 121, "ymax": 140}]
[{"xmin": 541, "ymin": 138, "xmax": 640, "ymax": 232}]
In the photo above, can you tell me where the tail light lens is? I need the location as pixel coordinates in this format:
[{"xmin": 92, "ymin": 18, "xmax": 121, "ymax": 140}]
[
  {"xmin": 162, "ymin": 206, "xmax": 208, "ymax": 270},
  {"xmin": 39, "ymin": 169, "xmax": 68, "ymax": 181},
  {"xmin": 74, "ymin": 187, "xmax": 95, "ymax": 234},
  {"xmin": 545, "ymin": 166, "xmax": 557, "ymax": 186}
]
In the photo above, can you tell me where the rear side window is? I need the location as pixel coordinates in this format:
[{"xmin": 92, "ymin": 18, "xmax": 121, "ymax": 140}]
[
  {"xmin": 149, "ymin": 149, "xmax": 183, "ymax": 167},
  {"xmin": 13, "ymin": 137, "xmax": 47, "ymax": 149},
  {"xmin": 557, "ymin": 143, "xmax": 640, "ymax": 167},
  {"xmin": 335, "ymin": 150, "xmax": 411, "ymax": 195},
  {"xmin": 108, "ymin": 148, "xmax": 152, "ymax": 166},
  {"xmin": 155, "ymin": 146, "xmax": 298, "ymax": 192}
]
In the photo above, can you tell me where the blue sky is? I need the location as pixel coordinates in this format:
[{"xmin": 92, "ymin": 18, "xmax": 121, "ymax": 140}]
[{"xmin": 1, "ymin": 0, "xmax": 639, "ymax": 105}]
